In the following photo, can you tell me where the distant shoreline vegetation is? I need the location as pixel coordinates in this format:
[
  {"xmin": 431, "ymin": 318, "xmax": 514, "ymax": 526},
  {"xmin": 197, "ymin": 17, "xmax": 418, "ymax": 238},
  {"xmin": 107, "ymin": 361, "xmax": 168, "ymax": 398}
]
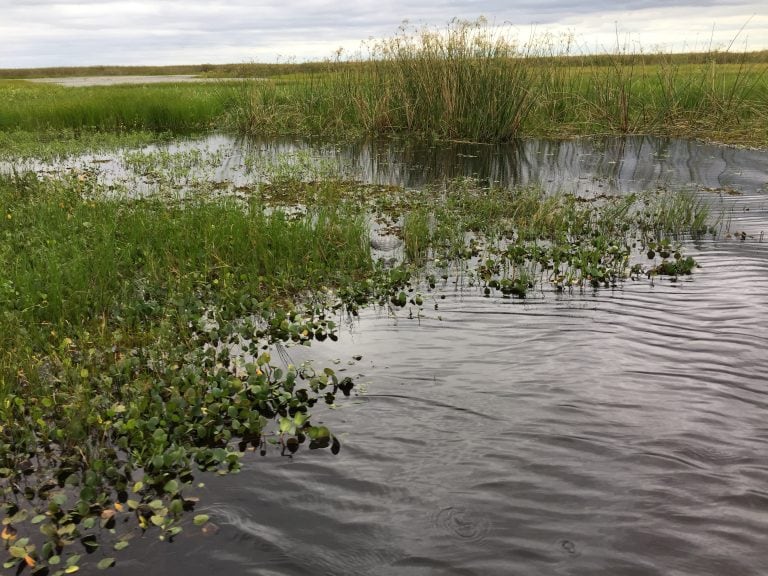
[
  {"xmin": 1, "ymin": 20, "xmax": 767, "ymax": 146},
  {"xmin": 1, "ymin": 50, "xmax": 767, "ymax": 80}
]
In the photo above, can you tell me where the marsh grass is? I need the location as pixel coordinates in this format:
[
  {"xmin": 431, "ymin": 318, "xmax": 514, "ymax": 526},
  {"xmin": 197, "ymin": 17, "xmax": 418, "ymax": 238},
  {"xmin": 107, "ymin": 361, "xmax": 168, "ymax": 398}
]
[
  {"xmin": 225, "ymin": 20, "xmax": 768, "ymax": 145},
  {"xmin": 397, "ymin": 176, "xmax": 714, "ymax": 297},
  {"xmin": 2, "ymin": 22, "xmax": 766, "ymax": 145},
  {"xmin": 0, "ymin": 173, "xmax": 370, "ymax": 350},
  {"xmin": 0, "ymin": 170, "xmax": 380, "ymax": 572},
  {"xmin": 0, "ymin": 150, "xmax": 723, "ymax": 571},
  {"xmin": 0, "ymin": 128, "xmax": 169, "ymax": 160},
  {"xmin": 0, "ymin": 80, "xmax": 229, "ymax": 133},
  {"xmin": 344, "ymin": 19, "xmax": 536, "ymax": 141}
]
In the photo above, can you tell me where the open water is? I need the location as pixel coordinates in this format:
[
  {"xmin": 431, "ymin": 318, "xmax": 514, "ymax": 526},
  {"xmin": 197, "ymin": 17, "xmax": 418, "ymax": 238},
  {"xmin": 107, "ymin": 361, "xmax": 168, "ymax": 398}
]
[{"xmin": 60, "ymin": 135, "xmax": 768, "ymax": 575}]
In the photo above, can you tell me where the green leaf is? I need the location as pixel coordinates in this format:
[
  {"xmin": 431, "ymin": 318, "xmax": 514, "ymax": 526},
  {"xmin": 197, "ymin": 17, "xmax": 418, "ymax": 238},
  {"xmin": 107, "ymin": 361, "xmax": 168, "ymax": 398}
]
[
  {"xmin": 9, "ymin": 546, "xmax": 27, "ymax": 559},
  {"xmin": 193, "ymin": 514, "xmax": 209, "ymax": 526},
  {"xmin": 9, "ymin": 509, "xmax": 29, "ymax": 523},
  {"xmin": 113, "ymin": 541, "xmax": 129, "ymax": 551},
  {"xmin": 66, "ymin": 554, "xmax": 81, "ymax": 566},
  {"xmin": 278, "ymin": 417, "xmax": 293, "ymax": 435},
  {"xmin": 51, "ymin": 493, "xmax": 67, "ymax": 506},
  {"xmin": 97, "ymin": 558, "xmax": 116, "ymax": 569},
  {"xmin": 293, "ymin": 412, "xmax": 308, "ymax": 426},
  {"xmin": 309, "ymin": 425, "xmax": 330, "ymax": 439},
  {"xmin": 31, "ymin": 514, "xmax": 47, "ymax": 524},
  {"xmin": 163, "ymin": 479, "xmax": 179, "ymax": 494}
]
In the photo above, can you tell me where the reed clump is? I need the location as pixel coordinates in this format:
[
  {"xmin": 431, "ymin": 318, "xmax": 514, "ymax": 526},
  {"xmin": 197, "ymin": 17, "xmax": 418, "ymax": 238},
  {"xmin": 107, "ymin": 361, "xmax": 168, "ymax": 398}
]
[
  {"xmin": 346, "ymin": 18, "xmax": 536, "ymax": 141},
  {"xmin": 1, "ymin": 20, "xmax": 766, "ymax": 145},
  {"xmin": 226, "ymin": 20, "xmax": 768, "ymax": 145}
]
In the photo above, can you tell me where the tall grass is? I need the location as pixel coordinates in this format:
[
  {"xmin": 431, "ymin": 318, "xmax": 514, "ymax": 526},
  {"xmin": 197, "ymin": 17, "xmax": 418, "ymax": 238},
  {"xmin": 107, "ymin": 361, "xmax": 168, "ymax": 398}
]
[
  {"xmin": 226, "ymin": 19, "xmax": 768, "ymax": 145},
  {"xmin": 345, "ymin": 19, "xmax": 536, "ymax": 141},
  {"xmin": 0, "ymin": 20, "xmax": 766, "ymax": 144},
  {"xmin": 0, "ymin": 80, "xmax": 229, "ymax": 133}
]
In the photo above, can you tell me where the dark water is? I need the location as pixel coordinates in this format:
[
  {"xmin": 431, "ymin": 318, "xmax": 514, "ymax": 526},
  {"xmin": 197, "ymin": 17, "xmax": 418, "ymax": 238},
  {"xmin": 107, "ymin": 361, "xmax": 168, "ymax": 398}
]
[{"xmin": 98, "ymin": 137, "xmax": 767, "ymax": 575}]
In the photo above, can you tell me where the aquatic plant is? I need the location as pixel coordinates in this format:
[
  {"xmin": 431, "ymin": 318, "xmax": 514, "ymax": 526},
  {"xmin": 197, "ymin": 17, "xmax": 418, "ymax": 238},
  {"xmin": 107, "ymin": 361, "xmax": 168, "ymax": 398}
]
[
  {"xmin": 1, "ymin": 28, "xmax": 766, "ymax": 146},
  {"xmin": 0, "ymin": 143, "xmax": 720, "ymax": 571}
]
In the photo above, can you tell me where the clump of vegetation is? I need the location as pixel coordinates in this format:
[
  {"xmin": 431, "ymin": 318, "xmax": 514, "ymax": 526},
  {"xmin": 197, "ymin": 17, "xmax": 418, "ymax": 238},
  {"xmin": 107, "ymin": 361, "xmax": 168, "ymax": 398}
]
[
  {"xmin": 395, "ymin": 180, "xmax": 712, "ymax": 297},
  {"xmin": 0, "ymin": 170, "xmax": 372, "ymax": 572},
  {"xmin": 0, "ymin": 152, "xmax": 717, "ymax": 571},
  {"xmin": 0, "ymin": 81, "xmax": 228, "ymax": 134},
  {"xmin": 224, "ymin": 19, "xmax": 768, "ymax": 145},
  {"xmin": 1, "ymin": 21, "xmax": 765, "ymax": 146}
]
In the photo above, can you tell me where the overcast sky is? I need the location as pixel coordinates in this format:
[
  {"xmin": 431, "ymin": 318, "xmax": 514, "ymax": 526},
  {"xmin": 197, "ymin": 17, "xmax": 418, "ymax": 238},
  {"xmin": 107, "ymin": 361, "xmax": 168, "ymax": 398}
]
[{"xmin": 1, "ymin": 1, "xmax": 766, "ymax": 69}]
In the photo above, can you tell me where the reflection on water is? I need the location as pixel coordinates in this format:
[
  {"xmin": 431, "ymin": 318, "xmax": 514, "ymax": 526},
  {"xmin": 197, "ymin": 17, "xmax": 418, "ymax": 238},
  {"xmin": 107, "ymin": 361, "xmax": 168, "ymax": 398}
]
[
  {"xmin": 5, "ymin": 135, "xmax": 768, "ymax": 195},
  {"xmin": 341, "ymin": 137, "xmax": 768, "ymax": 196},
  {"xmin": 114, "ymin": 240, "xmax": 768, "ymax": 576},
  {"xmin": 7, "ymin": 135, "xmax": 768, "ymax": 575},
  {"xmin": 6, "ymin": 134, "xmax": 765, "ymax": 238},
  {"xmin": 5, "ymin": 135, "xmax": 767, "ymax": 235}
]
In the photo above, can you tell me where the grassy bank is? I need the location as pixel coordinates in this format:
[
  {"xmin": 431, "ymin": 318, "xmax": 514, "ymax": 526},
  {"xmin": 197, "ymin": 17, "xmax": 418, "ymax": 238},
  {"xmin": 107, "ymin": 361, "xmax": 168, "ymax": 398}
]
[
  {"xmin": 3, "ymin": 49, "xmax": 767, "ymax": 80},
  {"xmin": 226, "ymin": 20, "xmax": 768, "ymax": 145},
  {"xmin": 1, "ymin": 20, "xmax": 766, "ymax": 146}
]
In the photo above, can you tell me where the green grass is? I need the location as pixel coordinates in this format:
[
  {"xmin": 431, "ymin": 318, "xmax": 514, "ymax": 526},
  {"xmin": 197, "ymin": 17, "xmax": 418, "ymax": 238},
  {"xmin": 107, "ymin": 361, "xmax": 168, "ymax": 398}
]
[
  {"xmin": 0, "ymin": 172, "xmax": 371, "ymax": 351},
  {"xmin": 0, "ymin": 153, "xmax": 721, "ymax": 572},
  {"xmin": 0, "ymin": 169, "xmax": 378, "ymax": 572},
  {"xmin": 224, "ymin": 20, "xmax": 768, "ymax": 145},
  {"xmin": 0, "ymin": 80, "xmax": 229, "ymax": 133},
  {"xmin": 0, "ymin": 127, "xmax": 170, "ymax": 160},
  {"xmin": 1, "ymin": 20, "xmax": 766, "ymax": 145}
]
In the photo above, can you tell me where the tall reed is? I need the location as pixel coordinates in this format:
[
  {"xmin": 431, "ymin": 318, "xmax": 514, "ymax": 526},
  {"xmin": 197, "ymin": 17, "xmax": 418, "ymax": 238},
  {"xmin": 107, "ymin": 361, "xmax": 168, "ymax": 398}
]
[
  {"xmin": 227, "ymin": 20, "xmax": 767, "ymax": 145},
  {"xmin": 348, "ymin": 18, "xmax": 536, "ymax": 141}
]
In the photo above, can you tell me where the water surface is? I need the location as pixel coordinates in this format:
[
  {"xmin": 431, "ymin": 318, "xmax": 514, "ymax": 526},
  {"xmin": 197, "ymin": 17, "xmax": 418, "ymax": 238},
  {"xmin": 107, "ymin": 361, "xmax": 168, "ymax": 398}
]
[{"xmin": 15, "ymin": 136, "xmax": 768, "ymax": 575}]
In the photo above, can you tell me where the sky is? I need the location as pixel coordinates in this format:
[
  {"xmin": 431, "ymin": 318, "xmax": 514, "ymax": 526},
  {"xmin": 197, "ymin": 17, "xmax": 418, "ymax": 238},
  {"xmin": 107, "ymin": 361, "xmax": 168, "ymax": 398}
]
[{"xmin": 1, "ymin": 0, "xmax": 766, "ymax": 69}]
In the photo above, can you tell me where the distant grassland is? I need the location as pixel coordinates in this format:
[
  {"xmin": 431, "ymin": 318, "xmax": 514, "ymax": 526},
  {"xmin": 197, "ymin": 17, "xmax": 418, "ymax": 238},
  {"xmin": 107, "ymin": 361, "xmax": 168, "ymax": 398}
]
[
  {"xmin": 2, "ymin": 50, "xmax": 767, "ymax": 79},
  {"xmin": 1, "ymin": 20, "xmax": 767, "ymax": 145},
  {"xmin": 0, "ymin": 81, "xmax": 228, "ymax": 133}
]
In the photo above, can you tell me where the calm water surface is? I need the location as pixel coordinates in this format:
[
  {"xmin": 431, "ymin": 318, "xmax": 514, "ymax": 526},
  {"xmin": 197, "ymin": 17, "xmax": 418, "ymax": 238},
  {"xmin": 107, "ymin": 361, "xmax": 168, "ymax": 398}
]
[{"xmin": 76, "ymin": 137, "xmax": 767, "ymax": 575}]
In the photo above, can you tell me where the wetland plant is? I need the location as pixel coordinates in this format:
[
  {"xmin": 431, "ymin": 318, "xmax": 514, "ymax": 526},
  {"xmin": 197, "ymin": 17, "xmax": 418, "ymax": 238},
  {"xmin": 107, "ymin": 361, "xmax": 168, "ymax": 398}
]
[{"xmin": 0, "ymin": 158, "xmax": 718, "ymax": 572}]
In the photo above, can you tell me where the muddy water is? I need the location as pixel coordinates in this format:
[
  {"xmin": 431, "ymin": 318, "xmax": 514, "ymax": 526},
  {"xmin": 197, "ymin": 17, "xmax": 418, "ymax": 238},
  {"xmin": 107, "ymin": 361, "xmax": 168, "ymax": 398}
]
[{"xmin": 66, "ymin": 137, "xmax": 768, "ymax": 575}]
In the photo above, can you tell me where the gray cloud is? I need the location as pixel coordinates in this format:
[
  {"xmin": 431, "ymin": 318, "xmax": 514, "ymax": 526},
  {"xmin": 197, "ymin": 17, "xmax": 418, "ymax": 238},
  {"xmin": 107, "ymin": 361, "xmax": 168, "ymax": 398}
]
[{"xmin": 1, "ymin": 0, "xmax": 765, "ymax": 68}]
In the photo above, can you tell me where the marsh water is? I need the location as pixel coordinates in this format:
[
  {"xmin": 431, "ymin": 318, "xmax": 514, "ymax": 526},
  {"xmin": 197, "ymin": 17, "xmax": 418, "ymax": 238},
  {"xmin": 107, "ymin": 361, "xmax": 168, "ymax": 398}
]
[{"xmin": 24, "ymin": 136, "xmax": 768, "ymax": 575}]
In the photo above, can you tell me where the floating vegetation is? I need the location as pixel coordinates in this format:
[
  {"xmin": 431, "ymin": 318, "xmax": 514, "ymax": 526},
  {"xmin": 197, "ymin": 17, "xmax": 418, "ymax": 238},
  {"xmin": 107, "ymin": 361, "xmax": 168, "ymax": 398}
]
[{"xmin": 0, "ymin": 141, "xmax": 720, "ymax": 572}]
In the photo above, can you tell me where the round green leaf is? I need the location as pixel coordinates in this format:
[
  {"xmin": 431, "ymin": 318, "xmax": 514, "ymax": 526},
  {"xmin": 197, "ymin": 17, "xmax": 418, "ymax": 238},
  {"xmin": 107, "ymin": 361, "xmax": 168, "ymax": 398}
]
[{"xmin": 193, "ymin": 514, "xmax": 209, "ymax": 526}]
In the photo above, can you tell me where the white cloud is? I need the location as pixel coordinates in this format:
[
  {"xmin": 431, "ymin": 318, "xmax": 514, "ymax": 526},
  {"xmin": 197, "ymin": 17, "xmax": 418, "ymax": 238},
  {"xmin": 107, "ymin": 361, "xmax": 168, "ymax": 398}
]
[{"xmin": 0, "ymin": 0, "xmax": 765, "ymax": 68}]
